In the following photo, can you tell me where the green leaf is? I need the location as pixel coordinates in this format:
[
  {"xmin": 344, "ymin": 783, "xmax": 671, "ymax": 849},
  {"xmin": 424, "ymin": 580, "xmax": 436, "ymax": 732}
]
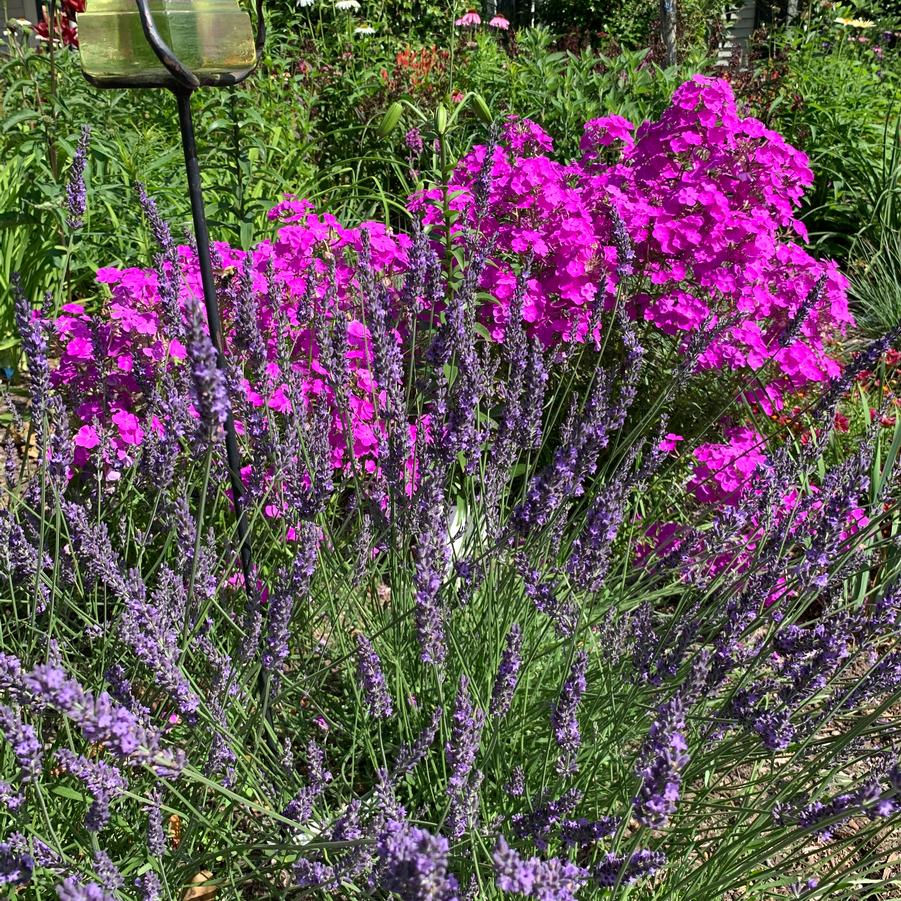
[
  {"xmin": 51, "ymin": 785, "xmax": 88, "ymax": 802},
  {"xmin": 0, "ymin": 110, "xmax": 41, "ymax": 132}
]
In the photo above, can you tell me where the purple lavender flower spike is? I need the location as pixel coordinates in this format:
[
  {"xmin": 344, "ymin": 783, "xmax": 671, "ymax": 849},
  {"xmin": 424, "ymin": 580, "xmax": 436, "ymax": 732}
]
[
  {"xmin": 135, "ymin": 871, "xmax": 163, "ymax": 901},
  {"xmin": 232, "ymin": 255, "xmax": 266, "ymax": 371},
  {"xmin": 566, "ymin": 483, "xmax": 627, "ymax": 592},
  {"xmin": 609, "ymin": 203, "xmax": 635, "ymax": 281},
  {"xmin": 375, "ymin": 820, "xmax": 461, "ymax": 900},
  {"xmin": 490, "ymin": 624, "xmax": 523, "ymax": 719},
  {"xmin": 594, "ymin": 849, "xmax": 666, "ymax": 888},
  {"xmin": 65, "ymin": 125, "xmax": 91, "ymax": 230},
  {"xmin": 446, "ymin": 676, "xmax": 486, "ymax": 794},
  {"xmin": 283, "ymin": 786, "xmax": 318, "ymax": 826},
  {"xmin": 780, "ymin": 274, "xmax": 826, "ymax": 348},
  {"xmin": 92, "ymin": 851, "xmax": 123, "ymax": 893},
  {"xmin": 493, "ymin": 837, "xmax": 588, "ymax": 901},
  {"xmin": 55, "ymin": 876, "xmax": 117, "ymax": 901},
  {"xmin": 511, "ymin": 787, "xmax": 582, "ymax": 850},
  {"xmin": 294, "ymin": 858, "xmax": 337, "ymax": 890},
  {"xmin": 0, "ymin": 704, "xmax": 42, "ymax": 781},
  {"xmin": 358, "ymin": 229, "xmax": 410, "ymax": 498},
  {"xmin": 186, "ymin": 297, "xmax": 230, "ymax": 434},
  {"xmin": 12, "ymin": 275, "xmax": 51, "ymax": 423},
  {"xmin": 135, "ymin": 182, "xmax": 175, "ymax": 255},
  {"xmin": 392, "ymin": 706, "xmax": 442, "ymax": 778},
  {"xmin": 62, "ymin": 502, "xmax": 129, "ymax": 600},
  {"xmin": 0, "ymin": 782, "xmax": 23, "ymax": 811},
  {"xmin": 264, "ymin": 525, "xmax": 319, "ymax": 693},
  {"xmin": 472, "ymin": 130, "xmax": 496, "ymax": 224},
  {"xmin": 356, "ymin": 633, "xmax": 394, "ymax": 719},
  {"xmin": 773, "ymin": 765, "xmax": 900, "ymax": 840},
  {"xmin": 510, "ymin": 371, "xmax": 613, "ymax": 537},
  {"xmin": 504, "ymin": 766, "xmax": 525, "ymax": 798},
  {"xmin": 445, "ymin": 676, "xmax": 486, "ymax": 837},
  {"xmin": 56, "ymin": 750, "xmax": 128, "ymax": 832},
  {"xmin": 412, "ymin": 469, "xmax": 450, "ymax": 666},
  {"xmin": 493, "ymin": 838, "xmax": 536, "ymax": 895},
  {"xmin": 284, "ymin": 740, "xmax": 332, "ymax": 826},
  {"xmin": 119, "ymin": 567, "xmax": 200, "ymax": 720},
  {"xmin": 633, "ymin": 692, "xmax": 689, "ymax": 828},
  {"xmin": 104, "ymin": 664, "xmax": 150, "ymax": 721},
  {"xmin": 17, "ymin": 656, "xmax": 184, "ymax": 776},
  {"xmin": 560, "ymin": 815, "xmax": 619, "ymax": 848},
  {"xmin": 147, "ymin": 786, "xmax": 166, "ymax": 857},
  {"xmin": 454, "ymin": 558, "xmax": 484, "ymax": 607},
  {"xmin": 32, "ymin": 838, "xmax": 62, "ymax": 870},
  {"xmin": 306, "ymin": 740, "xmax": 332, "ymax": 788},
  {"xmin": 551, "ymin": 651, "xmax": 588, "ymax": 776},
  {"xmin": 0, "ymin": 834, "xmax": 33, "ymax": 886},
  {"xmin": 488, "ymin": 266, "xmax": 533, "ymax": 500},
  {"xmin": 517, "ymin": 556, "xmax": 578, "ymax": 638}
]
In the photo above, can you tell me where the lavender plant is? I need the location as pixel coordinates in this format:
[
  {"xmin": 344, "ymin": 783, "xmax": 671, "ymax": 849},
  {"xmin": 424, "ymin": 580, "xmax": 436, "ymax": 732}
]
[{"xmin": 1, "ymin": 98, "xmax": 900, "ymax": 901}]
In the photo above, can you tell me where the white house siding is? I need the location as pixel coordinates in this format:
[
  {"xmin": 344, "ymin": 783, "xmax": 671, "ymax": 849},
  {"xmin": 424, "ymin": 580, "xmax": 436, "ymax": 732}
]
[
  {"xmin": 2, "ymin": 0, "xmax": 40, "ymax": 29},
  {"xmin": 716, "ymin": 0, "xmax": 758, "ymax": 67}
]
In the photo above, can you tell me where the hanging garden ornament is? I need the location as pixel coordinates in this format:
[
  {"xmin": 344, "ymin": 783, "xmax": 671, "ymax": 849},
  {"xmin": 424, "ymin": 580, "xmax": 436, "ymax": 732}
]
[{"xmin": 78, "ymin": 0, "xmax": 259, "ymax": 87}]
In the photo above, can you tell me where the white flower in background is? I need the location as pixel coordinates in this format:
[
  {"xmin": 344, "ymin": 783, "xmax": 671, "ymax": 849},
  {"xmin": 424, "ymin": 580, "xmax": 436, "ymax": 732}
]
[
  {"xmin": 297, "ymin": 0, "xmax": 316, "ymax": 7},
  {"xmin": 335, "ymin": 0, "xmax": 361, "ymax": 9},
  {"xmin": 835, "ymin": 15, "xmax": 875, "ymax": 26},
  {"xmin": 354, "ymin": 23, "xmax": 376, "ymax": 33}
]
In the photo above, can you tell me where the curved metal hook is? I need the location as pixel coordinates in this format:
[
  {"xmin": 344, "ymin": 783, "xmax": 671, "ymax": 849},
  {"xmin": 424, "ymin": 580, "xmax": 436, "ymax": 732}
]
[
  {"xmin": 135, "ymin": 0, "xmax": 200, "ymax": 90},
  {"xmin": 253, "ymin": 0, "xmax": 266, "ymax": 58},
  {"xmin": 134, "ymin": 0, "xmax": 265, "ymax": 92}
]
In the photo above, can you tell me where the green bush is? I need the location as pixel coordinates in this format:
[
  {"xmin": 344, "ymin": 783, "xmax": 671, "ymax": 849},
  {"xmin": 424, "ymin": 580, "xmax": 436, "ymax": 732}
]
[{"xmin": 744, "ymin": 5, "xmax": 901, "ymax": 260}]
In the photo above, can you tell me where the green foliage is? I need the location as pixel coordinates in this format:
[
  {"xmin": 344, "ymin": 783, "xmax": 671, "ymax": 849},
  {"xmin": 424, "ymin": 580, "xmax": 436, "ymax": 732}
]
[
  {"xmin": 0, "ymin": 25, "xmax": 327, "ymax": 346},
  {"xmin": 534, "ymin": 0, "xmax": 727, "ymax": 60},
  {"xmin": 0, "ymin": 10, "xmax": 697, "ymax": 356},
  {"xmin": 746, "ymin": 5, "xmax": 901, "ymax": 259},
  {"xmin": 266, "ymin": 0, "xmax": 453, "ymax": 46},
  {"xmin": 457, "ymin": 28, "xmax": 689, "ymax": 158},
  {"xmin": 849, "ymin": 235, "xmax": 901, "ymax": 340}
]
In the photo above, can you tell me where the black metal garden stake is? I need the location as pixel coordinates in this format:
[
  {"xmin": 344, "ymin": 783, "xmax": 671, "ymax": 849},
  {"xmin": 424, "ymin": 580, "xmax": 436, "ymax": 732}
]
[{"xmin": 77, "ymin": 0, "xmax": 266, "ymax": 600}]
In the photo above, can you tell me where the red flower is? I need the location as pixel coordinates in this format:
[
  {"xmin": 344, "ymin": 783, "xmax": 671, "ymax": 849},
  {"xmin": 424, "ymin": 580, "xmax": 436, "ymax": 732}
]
[{"xmin": 34, "ymin": 3, "xmax": 81, "ymax": 48}]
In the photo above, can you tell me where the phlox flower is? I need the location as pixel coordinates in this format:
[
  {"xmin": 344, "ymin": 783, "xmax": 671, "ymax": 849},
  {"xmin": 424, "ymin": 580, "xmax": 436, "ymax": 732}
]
[
  {"xmin": 659, "ymin": 433, "xmax": 684, "ymax": 453},
  {"xmin": 57, "ymin": 77, "xmax": 851, "ymax": 511},
  {"xmin": 689, "ymin": 427, "xmax": 768, "ymax": 506}
]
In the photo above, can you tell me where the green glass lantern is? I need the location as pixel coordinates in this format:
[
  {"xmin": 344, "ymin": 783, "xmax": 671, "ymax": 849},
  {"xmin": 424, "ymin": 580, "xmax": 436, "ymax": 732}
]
[
  {"xmin": 78, "ymin": 0, "xmax": 257, "ymax": 88},
  {"xmin": 75, "ymin": 0, "xmax": 265, "ymax": 599}
]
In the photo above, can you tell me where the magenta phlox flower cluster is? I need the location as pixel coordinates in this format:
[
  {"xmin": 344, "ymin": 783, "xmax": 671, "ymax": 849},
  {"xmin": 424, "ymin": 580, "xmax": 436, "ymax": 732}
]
[
  {"xmin": 412, "ymin": 76, "xmax": 850, "ymax": 399},
  {"xmin": 637, "ymin": 421, "xmax": 870, "ymax": 605},
  {"xmin": 688, "ymin": 426, "xmax": 769, "ymax": 506},
  {"xmin": 49, "ymin": 203, "xmax": 426, "ymax": 495},
  {"xmin": 45, "ymin": 78, "xmax": 849, "ymax": 506}
]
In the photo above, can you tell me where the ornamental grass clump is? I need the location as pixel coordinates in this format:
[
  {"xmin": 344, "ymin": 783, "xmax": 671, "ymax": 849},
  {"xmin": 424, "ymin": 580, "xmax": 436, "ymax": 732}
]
[{"xmin": 0, "ymin": 76, "xmax": 899, "ymax": 898}]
